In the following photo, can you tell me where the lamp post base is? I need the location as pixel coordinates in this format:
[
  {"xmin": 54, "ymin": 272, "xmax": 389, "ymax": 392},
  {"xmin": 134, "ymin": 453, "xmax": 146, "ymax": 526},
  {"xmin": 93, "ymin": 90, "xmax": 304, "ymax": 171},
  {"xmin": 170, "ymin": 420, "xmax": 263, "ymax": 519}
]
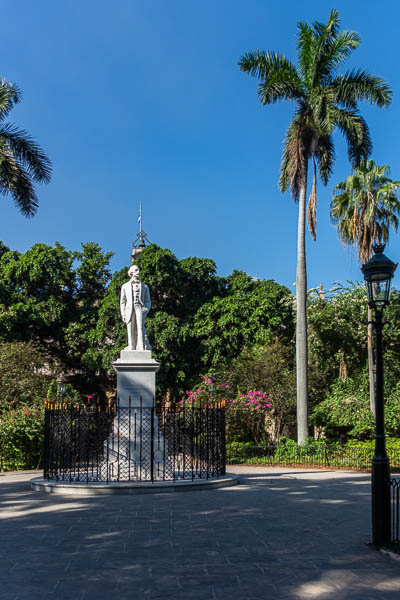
[{"xmin": 371, "ymin": 454, "xmax": 391, "ymax": 547}]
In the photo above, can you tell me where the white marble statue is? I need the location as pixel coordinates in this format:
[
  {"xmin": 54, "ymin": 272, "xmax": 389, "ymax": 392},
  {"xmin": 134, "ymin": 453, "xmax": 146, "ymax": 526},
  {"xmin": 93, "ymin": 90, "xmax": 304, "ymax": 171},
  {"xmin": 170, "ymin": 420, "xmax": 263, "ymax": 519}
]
[{"xmin": 120, "ymin": 265, "xmax": 151, "ymax": 351}]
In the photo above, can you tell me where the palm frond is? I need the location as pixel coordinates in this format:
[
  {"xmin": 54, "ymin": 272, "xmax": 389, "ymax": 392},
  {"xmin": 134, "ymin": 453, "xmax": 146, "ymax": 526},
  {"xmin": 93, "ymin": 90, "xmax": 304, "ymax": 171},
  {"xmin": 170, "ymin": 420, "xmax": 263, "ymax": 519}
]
[
  {"xmin": 330, "ymin": 69, "xmax": 392, "ymax": 108},
  {"xmin": 0, "ymin": 123, "xmax": 52, "ymax": 183},
  {"xmin": 238, "ymin": 51, "xmax": 304, "ymax": 104},
  {"xmin": 297, "ymin": 21, "xmax": 316, "ymax": 88},
  {"xmin": 315, "ymin": 30, "xmax": 361, "ymax": 85},
  {"xmin": 333, "ymin": 108, "xmax": 372, "ymax": 167},
  {"xmin": 279, "ymin": 115, "xmax": 307, "ymax": 200},
  {"xmin": 0, "ymin": 79, "xmax": 21, "ymax": 122},
  {"xmin": 330, "ymin": 159, "xmax": 400, "ymax": 263},
  {"xmin": 316, "ymin": 134, "xmax": 334, "ymax": 185},
  {"xmin": 0, "ymin": 154, "xmax": 38, "ymax": 217},
  {"xmin": 316, "ymin": 8, "xmax": 341, "ymax": 38}
]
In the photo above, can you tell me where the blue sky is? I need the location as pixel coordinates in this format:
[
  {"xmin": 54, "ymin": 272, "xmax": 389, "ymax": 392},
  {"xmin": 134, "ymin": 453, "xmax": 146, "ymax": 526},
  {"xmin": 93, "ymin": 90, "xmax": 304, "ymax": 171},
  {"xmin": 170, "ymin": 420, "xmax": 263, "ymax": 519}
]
[{"xmin": 2, "ymin": 0, "xmax": 400, "ymax": 292}]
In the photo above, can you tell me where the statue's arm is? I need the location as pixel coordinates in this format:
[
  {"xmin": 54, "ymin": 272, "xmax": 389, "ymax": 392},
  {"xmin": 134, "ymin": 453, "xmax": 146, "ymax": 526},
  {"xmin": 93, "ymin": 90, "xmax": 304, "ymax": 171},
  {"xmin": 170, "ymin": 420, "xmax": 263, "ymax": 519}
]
[
  {"xmin": 143, "ymin": 285, "xmax": 151, "ymax": 313},
  {"xmin": 120, "ymin": 285, "xmax": 127, "ymax": 321}
]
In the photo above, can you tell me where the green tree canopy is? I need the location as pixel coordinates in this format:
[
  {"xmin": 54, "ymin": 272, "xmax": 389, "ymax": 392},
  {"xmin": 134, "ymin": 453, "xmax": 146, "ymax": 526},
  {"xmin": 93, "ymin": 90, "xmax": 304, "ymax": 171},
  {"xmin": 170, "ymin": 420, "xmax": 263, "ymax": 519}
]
[{"xmin": 193, "ymin": 271, "xmax": 294, "ymax": 367}]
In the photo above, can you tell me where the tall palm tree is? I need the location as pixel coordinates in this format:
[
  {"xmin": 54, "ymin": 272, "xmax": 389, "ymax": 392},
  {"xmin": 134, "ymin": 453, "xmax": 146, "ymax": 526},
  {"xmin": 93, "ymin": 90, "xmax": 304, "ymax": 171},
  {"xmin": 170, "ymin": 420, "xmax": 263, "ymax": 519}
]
[
  {"xmin": 0, "ymin": 78, "xmax": 51, "ymax": 217},
  {"xmin": 238, "ymin": 9, "xmax": 392, "ymax": 443},
  {"xmin": 331, "ymin": 159, "xmax": 400, "ymax": 414}
]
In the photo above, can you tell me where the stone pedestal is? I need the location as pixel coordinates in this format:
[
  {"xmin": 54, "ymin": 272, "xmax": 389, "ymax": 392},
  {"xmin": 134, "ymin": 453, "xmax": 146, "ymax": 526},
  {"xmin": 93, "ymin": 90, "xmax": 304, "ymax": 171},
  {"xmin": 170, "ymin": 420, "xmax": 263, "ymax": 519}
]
[
  {"xmin": 113, "ymin": 349, "xmax": 160, "ymax": 407},
  {"xmin": 104, "ymin": 348, "xmax": 167, "ymax": 480}
]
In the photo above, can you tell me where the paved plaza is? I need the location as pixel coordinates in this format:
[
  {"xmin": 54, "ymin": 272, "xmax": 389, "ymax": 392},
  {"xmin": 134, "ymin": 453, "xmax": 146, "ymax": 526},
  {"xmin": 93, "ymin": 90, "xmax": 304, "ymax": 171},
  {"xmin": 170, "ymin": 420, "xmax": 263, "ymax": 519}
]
[{"xmin": 0, "ymin": 466, "xmax": 399, "ymax": 599}]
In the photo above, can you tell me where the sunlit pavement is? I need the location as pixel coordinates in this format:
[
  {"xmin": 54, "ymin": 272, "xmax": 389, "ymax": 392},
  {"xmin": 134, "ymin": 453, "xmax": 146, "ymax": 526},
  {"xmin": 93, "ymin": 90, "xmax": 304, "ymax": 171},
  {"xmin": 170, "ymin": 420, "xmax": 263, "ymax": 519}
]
[{"xmin": 1, "ymin": 466, "xmax": 399, "ymax": 599}]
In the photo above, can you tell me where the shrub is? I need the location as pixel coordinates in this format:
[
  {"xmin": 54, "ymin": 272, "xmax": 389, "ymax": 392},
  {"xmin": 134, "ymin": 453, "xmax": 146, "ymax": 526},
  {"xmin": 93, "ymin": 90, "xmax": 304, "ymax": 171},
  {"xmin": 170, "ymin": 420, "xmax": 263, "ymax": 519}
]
[
  {"xmin": 180, "ymin": 376, "xmax": 273, "ymax": 444},
  {"xmin": 0, "ymin": 403, "xmax": 44, "ymax": 470}
]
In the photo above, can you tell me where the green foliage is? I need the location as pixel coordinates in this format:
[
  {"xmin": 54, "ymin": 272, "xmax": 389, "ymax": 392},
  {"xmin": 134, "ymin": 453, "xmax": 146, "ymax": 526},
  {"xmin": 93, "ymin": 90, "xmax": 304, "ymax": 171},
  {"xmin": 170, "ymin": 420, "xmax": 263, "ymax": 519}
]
[
  {"xmin": 0, "ymin": 242, "xmax": 74, "ymax": 346},
  {"xmin": 180, "ymin": 377, "xmax": 273, "ymax": 445},
  {"xmin": 219, "ymin": 341, "xmax": 296, "ymax": 441},
  {"xmin": 0, "ymin": 341, "xmax": 52, "ymax": 412},
  {"xmin": 194, "ymin": 273, "xmax": 294, "ymax": 367},
  {"xmin": 331, "ymin": 159, "xmax": 400, "ymax": 264},
  {"xmin": 346, "ymin": 437, "xmax": 400, "ymax": 451},
  {"xmin": 0, "ymin": 403, "xmax": 44, "ymax": 470},
  {"xmin": 308, "ymin": 283, "xmax": 400, "ymax": 410},
  {"xmin": 225, "ymin": 390, "xmax": 272, "ymax": 445},
  {"xmin": 308, "ymin": 283, "xmax": 369, "ymax": 406},
  {"xmin": 0, "ymin": 240, "xmax": 114, "ymax": 395},
  {"xmin": 64, "ymin": 242, "xmax": 113, "ymax": 374},
  {"xmin": 312, "ymin": 372, "xmax": 400, "ymax": 439},
  {"xmin": 225, "ymin": 438, "xmax": 395, "ymax": 470}
]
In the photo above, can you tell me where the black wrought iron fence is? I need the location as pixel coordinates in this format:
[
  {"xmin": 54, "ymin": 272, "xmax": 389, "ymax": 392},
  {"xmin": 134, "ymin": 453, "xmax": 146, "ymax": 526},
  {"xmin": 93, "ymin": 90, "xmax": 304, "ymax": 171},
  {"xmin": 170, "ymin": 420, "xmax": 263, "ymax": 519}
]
[
  {"xmin": 44, "ymin": 399, "xmax": 226, "ymax": 483},
  {"xmin": 389, "ymin": 478, "xmax": 400, "ymax": 545},
  {"xmin": 226, "ymin": 444, "xmax": 400, "ymax": 470}
]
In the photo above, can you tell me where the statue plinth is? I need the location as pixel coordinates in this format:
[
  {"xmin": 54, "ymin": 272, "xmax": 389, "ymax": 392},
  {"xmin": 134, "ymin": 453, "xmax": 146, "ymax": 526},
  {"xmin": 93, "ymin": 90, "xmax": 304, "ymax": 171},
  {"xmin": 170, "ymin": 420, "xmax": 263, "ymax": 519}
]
[{"xmin": 113, "ymin": 350, "xmax": 160, "ymax": 407}]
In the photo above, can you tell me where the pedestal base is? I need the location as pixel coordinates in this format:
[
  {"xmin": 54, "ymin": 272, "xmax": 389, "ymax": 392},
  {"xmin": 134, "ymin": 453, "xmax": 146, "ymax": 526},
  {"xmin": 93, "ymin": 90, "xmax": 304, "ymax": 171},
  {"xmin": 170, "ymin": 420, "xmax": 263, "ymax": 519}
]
[
  {"xmin": 108, "ymin": 349, "xmax": 164, "ymax": 478},
  {"xmin": 113, "ymin": 349, "xmax": 160, "ymax": 406}
]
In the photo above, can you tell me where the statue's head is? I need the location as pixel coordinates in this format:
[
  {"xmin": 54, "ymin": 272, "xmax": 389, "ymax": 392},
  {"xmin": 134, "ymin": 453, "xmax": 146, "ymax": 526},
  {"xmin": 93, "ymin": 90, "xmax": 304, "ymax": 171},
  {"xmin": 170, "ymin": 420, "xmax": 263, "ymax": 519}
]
[{"xmin": 128, "ymin": 265, "xmax": 140, "ymax": 278}]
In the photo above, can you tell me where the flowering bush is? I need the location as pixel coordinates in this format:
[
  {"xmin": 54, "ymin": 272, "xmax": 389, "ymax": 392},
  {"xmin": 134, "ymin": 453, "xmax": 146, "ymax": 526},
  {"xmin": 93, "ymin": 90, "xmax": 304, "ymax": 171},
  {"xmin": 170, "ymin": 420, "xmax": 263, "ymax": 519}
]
[
  {"xmin": 225, "ymin": 390, "xmax": 272, "ymax": 444},
  {"xmin": 178, "ymin": 376, "xmax": 228, "ymax": 409},
  {"xmin": 0, "ymin": 403, "xmax": 45, "ymax": 471},
  {"xmin": 179, "ymin": 377, "xmax": 272, "ymax": 444}
]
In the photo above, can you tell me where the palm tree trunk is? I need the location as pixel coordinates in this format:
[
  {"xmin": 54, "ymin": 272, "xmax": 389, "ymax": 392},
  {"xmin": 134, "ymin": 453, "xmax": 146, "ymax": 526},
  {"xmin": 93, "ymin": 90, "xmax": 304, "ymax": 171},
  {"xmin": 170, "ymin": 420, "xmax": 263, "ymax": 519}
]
[
  {"xmin": 296, "ymin": 173, "xmax": 309, "ymax": 444},
  {"xmin": 368, "ymin": 306, "xmax": 376, "ymax": 415}
]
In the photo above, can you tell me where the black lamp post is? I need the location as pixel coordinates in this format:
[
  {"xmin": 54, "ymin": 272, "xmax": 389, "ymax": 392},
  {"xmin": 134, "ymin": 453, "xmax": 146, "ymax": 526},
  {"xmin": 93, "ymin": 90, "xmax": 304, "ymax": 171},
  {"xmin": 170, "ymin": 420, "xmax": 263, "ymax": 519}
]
[
  {"xmin": 56, "ymin": 375, "xmax": 66, "ymax": 403},
  {"xmin": 361, "ymin": 244, "xmax": 397, "ymax": 546},
  {"xmin": 207, "ymin": 376, "xmax": 216, "ymax": 403}
]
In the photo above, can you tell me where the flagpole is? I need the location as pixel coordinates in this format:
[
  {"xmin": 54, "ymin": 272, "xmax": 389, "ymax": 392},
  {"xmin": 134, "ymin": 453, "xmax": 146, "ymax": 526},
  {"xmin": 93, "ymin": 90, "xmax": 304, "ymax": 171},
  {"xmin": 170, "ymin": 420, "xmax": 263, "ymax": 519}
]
[{"xmin": 131, "ymin": 203, "xmax": 150, "ymax": 263}]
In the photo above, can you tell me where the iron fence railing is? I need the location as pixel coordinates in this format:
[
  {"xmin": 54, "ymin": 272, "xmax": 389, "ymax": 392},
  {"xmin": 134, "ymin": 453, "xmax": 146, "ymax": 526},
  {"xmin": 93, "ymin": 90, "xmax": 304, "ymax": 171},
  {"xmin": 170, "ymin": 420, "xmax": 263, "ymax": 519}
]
[
  {"xmin": 226, "ymin": 444, "xmax": 400, "ymax": 471},
  {"xmin": 390, "ymin": 477, "xmax": 400, "ymax": 545},
  {"xmin": 44, "ymin": 399, "xmax": 226, "ymax": 483}
]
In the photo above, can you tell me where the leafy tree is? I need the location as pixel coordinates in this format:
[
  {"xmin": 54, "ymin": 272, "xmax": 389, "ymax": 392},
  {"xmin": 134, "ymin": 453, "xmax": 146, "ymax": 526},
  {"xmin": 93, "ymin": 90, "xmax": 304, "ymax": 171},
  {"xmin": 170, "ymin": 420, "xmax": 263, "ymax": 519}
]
[
  {"xmin": 219, "ymin": 341, "xmax": 296, "ymax": 442},
  {"xmin": 0, "ymin": 241, "xmax": 114, "ymax": 396},
  {"xmin": 312, "ymin": 372, "xmax": 400, "ymax": 440},
  {"xmin": 0, "ymin": 341, "xmax": 53, "ymax": 412},
  {"xmin": 331, "ymin": 159, "xmax": 400, "ymax": 413},
  {"xmin": 308, "ymin": 283, "xmax": 369, "ymax": 409},
  {"xmin": 63, "ymin": 242, "xmax": 113, "ymax": 381},
  {"xmin": 0, "ymin": 78, "xmax": 51, "ymax": 216},
  {"xmin": 0, "ymin": 242, "xmax": 75, "ymax": 352},
  {"xmin": 239, "ymin": 9, "xmax": 392, "ymax": 442},
  {"xmin": 308, "ymin": 284, "xmax": 400, "ymax": 419},
  {"xmin": 193, "ymin": 271, "xmax": 294, "ymax": 367}
]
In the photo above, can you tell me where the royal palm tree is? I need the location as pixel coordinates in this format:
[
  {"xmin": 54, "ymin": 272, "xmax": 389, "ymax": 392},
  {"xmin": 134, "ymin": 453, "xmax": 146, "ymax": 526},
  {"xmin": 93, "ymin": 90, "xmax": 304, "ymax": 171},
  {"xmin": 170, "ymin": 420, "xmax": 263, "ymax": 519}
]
[
  {"xmin": 0, "ymin": 78, "xmax": 51, "ymax": 217},
  {"xmin": 331, "ymin": 159, "xmax": 400, "ymax": 414},
  {"xmin": 238, "ymin": 9, "xmax": 392, "ymax": 443}
]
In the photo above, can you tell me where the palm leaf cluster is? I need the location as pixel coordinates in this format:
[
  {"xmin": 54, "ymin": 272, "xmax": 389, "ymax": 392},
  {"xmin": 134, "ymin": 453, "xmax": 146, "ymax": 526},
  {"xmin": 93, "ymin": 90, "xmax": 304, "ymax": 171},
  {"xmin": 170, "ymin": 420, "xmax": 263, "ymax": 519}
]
[
  {"xmin": 0, "ymin": 78, "xmax": 51, "ymax": 217},
  {"xmin": 239, "ymin": 8, "xmax": 391, "ymax": 240},
  {"xmin": 331, "ymin": 159, "xmax": 400, "ymax": 263}
]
